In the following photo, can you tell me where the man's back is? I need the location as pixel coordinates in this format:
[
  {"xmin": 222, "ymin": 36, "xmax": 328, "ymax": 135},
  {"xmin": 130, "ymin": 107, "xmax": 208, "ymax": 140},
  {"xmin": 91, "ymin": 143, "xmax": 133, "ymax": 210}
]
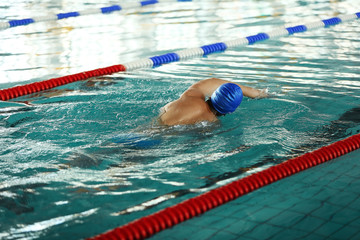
[{"xmin": 159, "ymin": 88, "xmax": 217, "ymax": 125}]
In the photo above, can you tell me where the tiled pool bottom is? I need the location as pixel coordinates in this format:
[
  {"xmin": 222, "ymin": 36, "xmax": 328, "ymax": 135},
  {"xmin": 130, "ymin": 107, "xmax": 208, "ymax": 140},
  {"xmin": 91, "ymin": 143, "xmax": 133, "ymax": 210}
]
[{"xmin": 153, "ymin": 149, "xmax": 360, "ymax": 240}]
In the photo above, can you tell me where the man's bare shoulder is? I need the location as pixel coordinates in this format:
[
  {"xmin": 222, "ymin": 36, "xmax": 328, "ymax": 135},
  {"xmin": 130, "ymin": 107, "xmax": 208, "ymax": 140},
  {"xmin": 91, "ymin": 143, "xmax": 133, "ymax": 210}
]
[
  {"xmin": 160, "ymin": 95, "xmax": 216, "ymax": 125},
  {"xmin": 180, "ymin": 87, "xmax": 205, "ymax": 99}
]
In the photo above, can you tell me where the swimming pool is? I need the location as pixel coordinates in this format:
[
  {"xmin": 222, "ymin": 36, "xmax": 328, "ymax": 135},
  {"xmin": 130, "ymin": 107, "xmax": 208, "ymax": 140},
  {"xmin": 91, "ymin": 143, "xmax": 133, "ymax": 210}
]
[{"xmin": 0, "ymin": 0, "xmax": 359, "ymax": 239}]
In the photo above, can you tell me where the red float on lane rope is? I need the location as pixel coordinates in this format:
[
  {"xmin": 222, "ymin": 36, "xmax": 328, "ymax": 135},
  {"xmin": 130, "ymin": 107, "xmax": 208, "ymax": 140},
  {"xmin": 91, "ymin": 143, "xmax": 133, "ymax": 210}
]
[{"xmin": 0, "ymin": 64, "xmax": 126, "ymax": 101}]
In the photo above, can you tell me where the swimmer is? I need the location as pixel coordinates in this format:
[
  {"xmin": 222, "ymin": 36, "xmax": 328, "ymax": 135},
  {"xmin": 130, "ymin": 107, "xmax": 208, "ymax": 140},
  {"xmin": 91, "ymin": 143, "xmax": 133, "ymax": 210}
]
[
  {"xmin": 159, "ymin": 78, "xmax": 268, "ymax": 125},
  {"xmin": 65, "ymin": 78, "xmax": 267, "ymax": 167}
]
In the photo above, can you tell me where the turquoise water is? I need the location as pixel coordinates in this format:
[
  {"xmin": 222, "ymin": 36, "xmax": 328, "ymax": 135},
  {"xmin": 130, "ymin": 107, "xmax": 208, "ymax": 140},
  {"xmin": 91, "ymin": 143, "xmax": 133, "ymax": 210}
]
[
  {"xmin": 155, "ymin": 147, "xmax": 360, "ymax": 240},
  {"xmin": 0, "ymin": 0, "xmax": 359, "ymax": 239}
]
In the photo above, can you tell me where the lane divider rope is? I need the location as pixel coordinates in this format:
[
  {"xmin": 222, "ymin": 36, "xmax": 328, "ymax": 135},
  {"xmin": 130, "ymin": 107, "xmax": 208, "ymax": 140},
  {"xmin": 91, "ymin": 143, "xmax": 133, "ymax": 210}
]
[
  {"xmin": 0, "ymin": 12, "xmax": 359, "ymax": 101},
  {"xmin": 0, "ymin": 65, "xmax": 126, "ymax": 101},
  {"xmin": 88, "ymin": 132, "xmax": 360, "ymax": 240},
  {"xmin": 0, "ymin": 0, "xmax": 191, "ymax": 30}
]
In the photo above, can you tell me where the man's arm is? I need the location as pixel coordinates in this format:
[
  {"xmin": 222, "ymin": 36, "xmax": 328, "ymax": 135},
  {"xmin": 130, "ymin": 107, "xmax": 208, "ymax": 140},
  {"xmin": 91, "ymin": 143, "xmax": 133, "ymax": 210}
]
[{"xmin": 185, "ymin": 78, "xmax": 266, "ymax": 99}]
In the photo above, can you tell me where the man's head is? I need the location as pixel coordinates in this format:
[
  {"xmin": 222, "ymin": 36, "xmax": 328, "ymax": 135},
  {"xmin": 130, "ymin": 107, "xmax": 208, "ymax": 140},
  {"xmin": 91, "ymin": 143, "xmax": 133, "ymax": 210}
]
[{"xmin": 210, "ymin": 83, "xmax": 243, "ymax": 115}]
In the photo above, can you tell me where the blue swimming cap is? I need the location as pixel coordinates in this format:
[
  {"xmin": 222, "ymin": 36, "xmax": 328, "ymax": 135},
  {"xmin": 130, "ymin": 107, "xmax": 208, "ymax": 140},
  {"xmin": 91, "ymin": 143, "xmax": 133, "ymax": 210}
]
[{"xmin": 210, "ymin": 83, "xmax": 243, "ymax": 115}]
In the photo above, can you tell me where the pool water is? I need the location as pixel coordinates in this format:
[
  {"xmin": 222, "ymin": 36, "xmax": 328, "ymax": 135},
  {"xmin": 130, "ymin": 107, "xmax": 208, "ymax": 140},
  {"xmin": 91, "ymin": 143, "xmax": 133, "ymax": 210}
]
[
  {"xmin": 154, "ymin": 147, "xmax": 360, "ymax": 240},
  {"xmin": 0, "ymin": 0, "xmax": 359, "ymax": 239}
]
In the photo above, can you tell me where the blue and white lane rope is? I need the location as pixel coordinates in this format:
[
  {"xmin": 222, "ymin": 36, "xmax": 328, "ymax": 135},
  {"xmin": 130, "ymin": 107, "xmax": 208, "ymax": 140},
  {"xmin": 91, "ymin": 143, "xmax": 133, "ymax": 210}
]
[
  {"xmin": 0, "ymin": 12, "xmax": 358, "ymax": 101},
  {"xmin": 123, "ymin": 13, "xmax": 360, "ymax": 71},
  {"xmin": 0, "ymin": 0, "xmax": 191, "ymax": 30}
]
